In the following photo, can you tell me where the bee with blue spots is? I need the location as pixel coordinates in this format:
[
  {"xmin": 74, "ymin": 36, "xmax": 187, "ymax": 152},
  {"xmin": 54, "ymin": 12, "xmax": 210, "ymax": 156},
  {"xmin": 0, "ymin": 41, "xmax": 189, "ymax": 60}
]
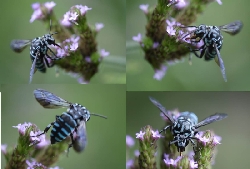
[{"xmin": 32, "ymin": 89, "xmax": 107, "ymax": 153}]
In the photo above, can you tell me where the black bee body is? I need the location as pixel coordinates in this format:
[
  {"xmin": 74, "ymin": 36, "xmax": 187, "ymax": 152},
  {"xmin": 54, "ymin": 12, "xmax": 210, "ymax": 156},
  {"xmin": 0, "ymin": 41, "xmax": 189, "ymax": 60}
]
[
  {"xmin": 149, "ymin": 97, "xmax": 227, "ymax": 155},
  {"xmin": 11, "ymin": 21, "xmax": 61, "ymax": 83},
  {"xmin": 50, "ymin": 103, "xmax": 90, "ymax": 144},
  {"xmin": 32, "ymin": 89, "xmax": 107, "ymax": 154},
  {"xmin": 180, "ymin": 21, "xmax": 243, "ymax": 82}
]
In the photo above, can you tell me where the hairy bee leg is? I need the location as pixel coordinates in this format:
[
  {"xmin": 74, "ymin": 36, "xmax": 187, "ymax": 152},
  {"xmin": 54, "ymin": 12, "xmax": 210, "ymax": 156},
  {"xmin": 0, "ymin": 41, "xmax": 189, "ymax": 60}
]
[
  {"xmin": 33, "ymin": 121, "xmax": 55, "ymax": 137},
  {"xmin": 44, "ymin": 56, "xmax": 54, "ymax": 68},
  {"xmin": 67, "ymin": 133, "xmax": 75, "ymax": 157},
  {"xmin": 33, "ymin": 115, "xmax": 59, "ymax": 138},
  {"xmin": 159, "ymin": 125, "xmax": 171, "ymax": 133},
  {"xmin": 47, "ymin": 47, "xmax": 60, "ymax": 60}
]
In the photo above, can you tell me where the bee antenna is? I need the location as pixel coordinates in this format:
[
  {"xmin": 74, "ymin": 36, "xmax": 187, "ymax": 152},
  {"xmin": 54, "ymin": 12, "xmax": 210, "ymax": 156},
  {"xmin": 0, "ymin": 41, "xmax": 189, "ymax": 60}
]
[
  {"xmin": 90, "ymin": 113, "xmax": 107, "ymax": 119},
  {"xmin": 50, "ymin": 32, "xmax": 58, "ymax": 36},
  {"xmin": 49, "ymin": 19, "xmax": 52, "ymax": 34}
]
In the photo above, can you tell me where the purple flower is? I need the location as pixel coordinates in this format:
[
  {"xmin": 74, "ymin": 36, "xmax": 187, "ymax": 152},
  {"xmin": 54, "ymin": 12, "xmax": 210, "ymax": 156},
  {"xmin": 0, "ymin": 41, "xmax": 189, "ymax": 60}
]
[
  {"xmin": 136, "ymin": 131, "xmax": 145, "ymax": 140},
  {"xmin": 126, "ymin": 135, "xmax": 135, "ymax": 147},
  {"xmin": 69, "ymin": 12, "xmax": 79, "ymax": 22},
  {"xmin": 153, "ymin": 64, "xmax": 167, "ymax": 80},
  {"xmin": 189, "ymin": 159, "xmax": 198, "ymax": 169},
  {"xmin": 75, "ymin": 5, "xmax": 92, "ymax": 15},
  {"xmin": 195, "ymin": 132, "xmax": 210, "ymax": 145},
  {"xmin": 26, "ymin": 159, "xmax": 45, "ymax": 169},
  {"xmin": 164, "ymin": 154, "xmax": 182, "ymax": 166},
  {"xmin": 216, "ymin": 0, "xmax": 222, "ymax": 5},
  {"xmin": 167, "ymin": 25, "xmax": 176, "ymax": 36},
  {"xmin": 44, "ymin": 1, "xmax": 56, "ymax": 12},
  {"xmin": 153, "ymin": 42, "xmax": 159, "ymax": 49},
  {"xmin": 213, "ymin": 135, "xmax": 222, "ymax": 145},
  {"xmin": 30, "ymin": 8, "xmax": 43, "ymax": 23},
  {"xmin": 70, "ymin": 35, "xmax": 80, "ymax": 43},
  {"xmin": 134, "ymin": 150, "xmax": 140, "ymax": 157},
  {"xmin": 151, "ymin": 130, "xmax": 162, "ymax": 139},
  {"xmin": 57, "ymin": 48, "xmax": 68, "ymax": 58},
  {"xmin": 139, "ymin": 4, "xmax": 149, "ymax": 13},
  {"xmin": 30, "ymin": 131, "xmax": 50, "ymax": 148},
  {"xmin": 95, "ymin": 23, "xmax": 104, "ymax": 31},
  {"xmin": 99, "ymin": 49, "xmax": 110, "ymax": 58},
  {"xmin": 132, "ymin": 33, "xmax": 142, "ymax": 42},
  {"xmin": 1, "ymin": 144, "xmax": 7, "ymax": 154},
  {"xmin": 85, "ymin": 56, "xmax": 92, "ymax": 63},
  {"xmin": 70, "ymin": 43, "xmax": 78, "ymax": 51},
  {"xmin": 61, "ymin": 11, "xmax": 72, "ymax": 27},
  {"xmin": 126, "ymin": 159, "xmax": 134, "ymax": 169},
  {"xmin": 30, "ymin": 2, "xmax": 56, "ymax": 23},
  {"xmin": 13, "ymin": 122, "xmax": 32, "ymax": 135},
  {"xmin": 77, "ymin": 76, "xmax": 89, "ymax": 84},
  {"xmin": 175, "ymin": 0, "xmax": 187, "ymax": 9},
  {"xmin": 31, "ymin": 3, "xmax": 40, "ymax": 10}
]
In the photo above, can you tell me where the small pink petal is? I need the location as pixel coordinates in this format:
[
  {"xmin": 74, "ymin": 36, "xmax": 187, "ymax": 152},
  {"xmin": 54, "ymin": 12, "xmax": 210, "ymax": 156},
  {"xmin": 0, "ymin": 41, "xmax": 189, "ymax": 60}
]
[
  {"xmin": 139, "ymin": 4, "xmax": 149, "ymax": 13},
  {"xmin": 153, "ymin": 65, "xmax": 167, "ymax": 80},
  {"xmin": 132, "ymin": 33, "xmax": 142, "ymax": 42}
]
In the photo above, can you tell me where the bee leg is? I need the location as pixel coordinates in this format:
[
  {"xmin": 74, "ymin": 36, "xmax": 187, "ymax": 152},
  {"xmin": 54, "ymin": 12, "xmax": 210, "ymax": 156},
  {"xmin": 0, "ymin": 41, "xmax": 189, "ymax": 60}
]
[
  {"xmin": 67, "ymin": 133, "xmax": 75, "ymax": 157},
  {"xmin": 44, "ymin": 56, "xmax": 54, "ymax": 68},
  {"xmin": 47, "ymin": 47, "xmax": 60, "ymax": 60},
  {"xmin": 189, "ymin": 45, "xmax": 206, "ymax": 59},
  {"xmin": 159, "ymin": 125, "xmax": 170, "ymax": 134},
  {"xmin": 33, "ymin": 121, "xmax": 55, "ymax": 137}
]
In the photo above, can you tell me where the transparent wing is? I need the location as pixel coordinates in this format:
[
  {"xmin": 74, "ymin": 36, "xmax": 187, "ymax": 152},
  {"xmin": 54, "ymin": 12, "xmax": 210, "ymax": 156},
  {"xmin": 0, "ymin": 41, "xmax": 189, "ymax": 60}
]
[
  {"xmin": 73, "ymin": 121, "xmax": 87, "ymax": 153},
  {"xmin": 219, "ymin": 20, "xmax": 243, "ymax": 36},
  {"xmin": 214, "ymin": 43, "xmax": 227, "ymax": 82},
  {"xmin": 34, "ymin": 88, "xmax": 71, "ymax": 109},
  {"xmin": 149, "ymin": 97, "xmax": 175, "ymax": 123},
  {"xmin": 194, "ymin": 113, "xmax": 228, "ymax": 129},
  {"xmin": 10, "ymin": 39, "xmax": 31, "ymax": 53}
]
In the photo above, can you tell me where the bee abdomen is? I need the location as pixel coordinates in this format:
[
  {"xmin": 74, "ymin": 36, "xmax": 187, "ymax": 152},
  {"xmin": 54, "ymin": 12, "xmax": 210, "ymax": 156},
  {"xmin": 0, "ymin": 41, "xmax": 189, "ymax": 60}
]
[{"xmin": 50, "ymin": 112, "xmax": 77, "ymax": 144}]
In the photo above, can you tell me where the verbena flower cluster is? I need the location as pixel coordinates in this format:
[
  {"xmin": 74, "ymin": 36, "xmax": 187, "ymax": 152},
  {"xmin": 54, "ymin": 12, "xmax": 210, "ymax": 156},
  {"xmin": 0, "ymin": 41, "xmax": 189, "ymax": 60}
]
[
  {"xmin": 29, "ymin": 1, "xmax": 109, "ymax": 83},
  {"xmin": 132, "ymin": 0, "xmax": 223, "ymax": 80},
  {"xmin": 2, "ymin": 122, "xmax": 69, "ymax": 169}
]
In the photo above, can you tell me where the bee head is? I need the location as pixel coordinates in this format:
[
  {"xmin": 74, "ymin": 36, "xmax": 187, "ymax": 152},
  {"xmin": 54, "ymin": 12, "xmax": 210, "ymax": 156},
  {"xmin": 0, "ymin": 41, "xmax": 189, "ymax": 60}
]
[
  {"xmin": 43, "ymin": 33, "xmax": 61, "ymax": 48},
  {"xmin": 193, "ymin": 24, "xmax": 207, "ymax": 38}
]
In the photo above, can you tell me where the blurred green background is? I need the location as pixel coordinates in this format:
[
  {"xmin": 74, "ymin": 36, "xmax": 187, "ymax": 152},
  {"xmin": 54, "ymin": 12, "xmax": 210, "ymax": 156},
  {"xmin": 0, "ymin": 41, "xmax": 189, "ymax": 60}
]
[
  {"xmin": 0, "ymin": 0, "xmax": 125, "ymax": 84},
  {"xmin": 127, "ymin": 92, "xmax": 250, "ymax": 169},
  {"xmin": 1, "ymin": 84, "xmax": 126, "ymax": 169},
  {"xmin": 127, "ymin": 0, "xmax": 250, "ymax": 91}
]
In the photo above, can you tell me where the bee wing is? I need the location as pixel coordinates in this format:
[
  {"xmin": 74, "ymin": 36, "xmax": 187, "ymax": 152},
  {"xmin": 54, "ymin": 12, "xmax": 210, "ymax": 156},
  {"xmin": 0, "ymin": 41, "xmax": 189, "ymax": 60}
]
[
  {"xmin": 34, "ymin": 88, "xmax": 71, "ymax": 109},
  {"xmin": 219, "ymin": 20, "xmax": 243, "ymax": 36},
  {"xmin": 149, "ymin": 97, "xmax": 175, "ymax": 123},
  {"xmin": 11, "ymin": 39, "xmax": 31, "ymax": 53},
  {"xmin": 29, "ymin": 54, "xmax": 38, "ymax": 84},
  {"xmin": 73, "ymin": 121, "xmax": 87, "ymax": 153},
  {"xmin": 194, "ymin": 113, "xmax": 228, "ymax": 129},
  {"xmin": 214, "ymin": 43, "xmax": 227, "ymax": 82}
]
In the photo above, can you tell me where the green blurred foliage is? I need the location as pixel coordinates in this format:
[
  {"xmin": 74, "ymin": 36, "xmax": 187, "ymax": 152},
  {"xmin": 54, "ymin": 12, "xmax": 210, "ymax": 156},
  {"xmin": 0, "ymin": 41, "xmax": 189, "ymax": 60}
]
[
  {"xmin": 0, "ymin": 0, "xmax": 125, "ymax": 84},
  {"xmin": 127, "ymin": 0, "xmax": 250, "ymax": 91},
  {"xmin": 126, "ymin": 92, "xmax": 250, "ymax": 169},
  {"xmin": 1, "ymin": 84, "xmax": 126, "ymax": 169}
]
